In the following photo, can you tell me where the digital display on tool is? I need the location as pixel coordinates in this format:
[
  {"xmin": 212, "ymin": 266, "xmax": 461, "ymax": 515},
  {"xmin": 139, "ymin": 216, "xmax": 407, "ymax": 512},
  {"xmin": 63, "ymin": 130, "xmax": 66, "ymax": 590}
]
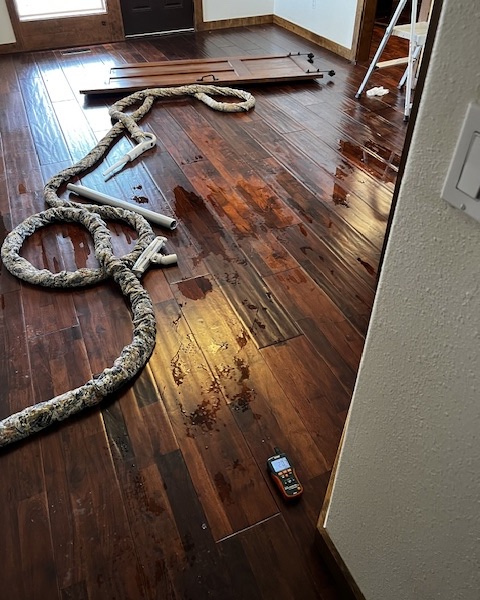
[
  {"xmin": 270, "ymin": 457, "xmax": 290, "ymax": 472},
  {"xmin": 267, "ymin": 448, "xmax": 303, "ymax": 501}
]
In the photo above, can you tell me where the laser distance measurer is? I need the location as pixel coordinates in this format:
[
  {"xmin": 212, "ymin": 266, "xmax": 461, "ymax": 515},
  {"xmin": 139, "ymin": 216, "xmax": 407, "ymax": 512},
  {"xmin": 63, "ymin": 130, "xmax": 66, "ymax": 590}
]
[{"xmin": 267, "ymin": 448, "xmax": 304, "ymax": 500}]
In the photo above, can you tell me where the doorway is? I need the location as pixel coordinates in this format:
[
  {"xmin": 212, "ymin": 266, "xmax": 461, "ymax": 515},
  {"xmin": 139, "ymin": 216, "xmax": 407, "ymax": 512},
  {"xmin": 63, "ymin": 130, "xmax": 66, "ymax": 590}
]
[
  {"xmin": 5, "ymin": 0, "xmax": 124, "ymax": 51},
  {"xmin": 119, "ymin": 0, "xmax": 194, "ymax": 37}
]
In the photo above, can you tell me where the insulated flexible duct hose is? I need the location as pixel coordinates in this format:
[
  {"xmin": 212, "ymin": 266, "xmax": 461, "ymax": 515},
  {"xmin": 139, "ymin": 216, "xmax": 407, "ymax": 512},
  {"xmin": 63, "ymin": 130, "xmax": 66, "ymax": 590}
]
[{"xmin": 0, "ymin": 84, "xmax": 255, "ymax": 448}]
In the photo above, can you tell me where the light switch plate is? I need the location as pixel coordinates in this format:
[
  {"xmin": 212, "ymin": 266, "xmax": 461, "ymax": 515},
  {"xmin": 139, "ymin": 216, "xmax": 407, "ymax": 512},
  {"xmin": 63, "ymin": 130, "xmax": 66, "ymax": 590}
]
[{"xmin": 442, "ymin": 102, "xmax": 480, "ymax": 222}]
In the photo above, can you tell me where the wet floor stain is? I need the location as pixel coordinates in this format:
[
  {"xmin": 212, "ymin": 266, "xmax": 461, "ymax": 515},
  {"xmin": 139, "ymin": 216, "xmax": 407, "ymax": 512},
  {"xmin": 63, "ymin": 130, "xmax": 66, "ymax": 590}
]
[
  {"xmin": 357, "ymin": 257, "xmax": 376, "ymax": 276},
  {"xmin": 18, "ymin": 183, "xmax": 26, "ymax": 194},
  {"xmin": 171, "ymin": 349, "xmax": 187, "ymax": 386},
  {"xmin": 132, "ymin": 473, "xmax": 165, "ymax": 517},
  {"xmin": 236, "ymin": 179, "xmax": 295, "ymax": 230},
  {"xmin": 213, "ymin": 472, "xmax": 233, "ymax": 505},
  {"xmin": 131, "ymin": 185, "xmax": 149, "ymax": 204},
  {"xmin": 172, "ymin": 312, "xmax": 182, "ymax": 329},
  {"xmin": 187, "ymin": 398, "xmax": 221, "ymax": 431},
  {"xmin": 243, "ymin": 300, "xmax": 257, "ymax": 311},
  {"xmin": 234, "ymin": 356, "xmax": 250, "ymax": 382},
  {"xmin": 145, "ymin": 495, "xmax": 165, "ymax": 517},
  {"xmin": 224, "ymin": 272, "xmax": 240, "ymax": 285},
  {"xmin": 334, "ymin": 166, "xmax": 350, "ymax": 181},
  {"xmin": 241, "ymin": 299, "xmax": 267, "ymax": 333},
  {"xmin": 332, "ymin": 189, "xmax": 350, "ymax": 207},
  {"xmin": 173, "ymin": 186, "xmax": 206, "ymax": 220},
  {"xmin": 205, "ymin": 378, "xmax": 222, "ymax": 396},
  {"xmin": 172, "ymin": 187, "xmax": 231, "ymax": 262},
  {"xmin": 181, "ymin": 154, "xmax": 203, "ymax": 165},
  {"xmin": 217, "ymin": 364, "xmax": 234, "ymax": 379},
  {"xmin": 233, "ymin": 458, "xmax": 246, "ymax": 473},
  {"xmin": 132, "ymin": 195, "xmax": 149, "ymax": 204},
  {"xmin": 230, "ymin": 383, "xmax": 257, "ymax": 414},
  {"xmin": 177, "ymin": 276, "xmax": 213, "ymax": 301},
  {"xmin": 299, "ymin": 224, "xmax": 308, "ymax": 237},
  {"xmin": 250, "ymin": 315, "xmax": 266, "ymax": 333},
  {"xmin": 236, "ymin": 330, "xmax": 249, "ymax": 349}
]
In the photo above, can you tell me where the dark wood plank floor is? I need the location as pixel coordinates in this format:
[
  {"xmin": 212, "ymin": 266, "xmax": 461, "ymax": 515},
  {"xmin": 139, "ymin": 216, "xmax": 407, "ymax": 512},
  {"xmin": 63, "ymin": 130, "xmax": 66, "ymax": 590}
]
[{"xmin": 0, "ymin": 25, "xmax": 408, "ymax": 599}]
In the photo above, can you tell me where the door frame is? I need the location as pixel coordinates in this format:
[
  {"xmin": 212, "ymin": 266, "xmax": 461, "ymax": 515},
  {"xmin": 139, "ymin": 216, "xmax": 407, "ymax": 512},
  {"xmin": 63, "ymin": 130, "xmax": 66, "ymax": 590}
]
[
  {"xmin": 3, "ymin": 0, "xmax": 125, "ymax": 51},
  {"xmin": 121, "ymin": 0, "xmax": 199, "ymax": 38},
  {"xmin": 1, "ymin": 0, "xmax": 205, "ymax": 53},
  {"xmin": 193, "ymin": 0, "xmax": 204, "ymax": 32},
  {"xmin": 351, "ymin": 0, "xmax": 378, "ymax": 62}
]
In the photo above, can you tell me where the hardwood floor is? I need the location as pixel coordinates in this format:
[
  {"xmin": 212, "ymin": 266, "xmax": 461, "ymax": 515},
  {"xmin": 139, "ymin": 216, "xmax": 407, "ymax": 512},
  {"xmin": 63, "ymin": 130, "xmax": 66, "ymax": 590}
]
[{"xmin": 0, "ymin": 25, "xmax": 408, "ymax": 599}]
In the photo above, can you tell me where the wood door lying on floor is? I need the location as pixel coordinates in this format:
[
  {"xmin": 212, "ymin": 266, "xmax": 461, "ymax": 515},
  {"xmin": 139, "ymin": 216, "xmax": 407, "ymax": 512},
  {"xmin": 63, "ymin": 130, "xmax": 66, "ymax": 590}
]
[
  {"xmin": 80, "ymin": 54, "xmax": 330, "ymax": 94},
  {"xmin": 0, "ymin": 24, "xmax": 409, "ymax": 600}
]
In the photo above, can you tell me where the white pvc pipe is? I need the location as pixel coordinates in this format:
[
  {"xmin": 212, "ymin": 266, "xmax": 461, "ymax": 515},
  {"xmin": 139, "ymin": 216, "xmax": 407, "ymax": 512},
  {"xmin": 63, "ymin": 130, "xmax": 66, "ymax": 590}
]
[{"xmin": 67, "ymin": 183, "xmax": 177, "ymax": 230}]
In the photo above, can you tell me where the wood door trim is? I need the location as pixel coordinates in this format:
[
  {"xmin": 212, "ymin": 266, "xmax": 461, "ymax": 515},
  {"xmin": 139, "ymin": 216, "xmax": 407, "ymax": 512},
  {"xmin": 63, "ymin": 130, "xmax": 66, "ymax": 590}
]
[
  {"xmin": 2, "ymin": 0, "xmax": 23, "ymax": 52},
  {"xmin": 195, "ymin": 14, "xmax": 274, "ymax": 32},
  {"xmin": 352, "ymin": 0, "xmax": 377, "ymax": 62},
  {"xmin": 273, "ymin": 15, "xmax": 351, "ymax": 60},
  {"xmin": 193, "ymin": 0, "xmax": 204, "ymax": 31},
  {"xmin": 2, "ymin": 0, "xmax": 124, "ymax": 52}
]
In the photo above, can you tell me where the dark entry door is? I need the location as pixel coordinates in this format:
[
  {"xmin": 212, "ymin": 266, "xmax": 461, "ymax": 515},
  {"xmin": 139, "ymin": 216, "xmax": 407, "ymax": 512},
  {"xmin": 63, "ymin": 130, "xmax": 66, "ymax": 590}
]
[{"xmin": 120, "ymin": 0, "xmax": 194, "ymax": 36}]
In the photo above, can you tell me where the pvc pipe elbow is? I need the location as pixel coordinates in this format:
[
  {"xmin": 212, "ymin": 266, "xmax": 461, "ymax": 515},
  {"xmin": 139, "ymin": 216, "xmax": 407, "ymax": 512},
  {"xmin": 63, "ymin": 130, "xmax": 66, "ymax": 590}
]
[{"xmin": 156, "ymin": 253, "xmax": 177, "ymax": 266}]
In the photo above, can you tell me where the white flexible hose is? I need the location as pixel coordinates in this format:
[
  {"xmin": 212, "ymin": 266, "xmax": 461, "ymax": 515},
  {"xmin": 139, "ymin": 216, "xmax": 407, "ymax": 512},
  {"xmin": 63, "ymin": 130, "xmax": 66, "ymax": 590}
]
[{"xmin": 0, "ymin": 84, "xmax": 255, "ymax": 448}]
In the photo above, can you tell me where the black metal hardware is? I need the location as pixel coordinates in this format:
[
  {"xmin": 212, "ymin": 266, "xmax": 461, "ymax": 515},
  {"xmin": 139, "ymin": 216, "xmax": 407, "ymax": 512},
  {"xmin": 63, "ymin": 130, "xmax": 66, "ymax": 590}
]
[
  {"xmin": 306, "ymin": 69, "xmax": 336, "ymax": 76},
  {"xmin": 197, "ymin": 73, "xmax": 219, "ymax": 82},
  {"xmin": 288, "ymin": 51, "xmax": 315, "ymax": 63}
]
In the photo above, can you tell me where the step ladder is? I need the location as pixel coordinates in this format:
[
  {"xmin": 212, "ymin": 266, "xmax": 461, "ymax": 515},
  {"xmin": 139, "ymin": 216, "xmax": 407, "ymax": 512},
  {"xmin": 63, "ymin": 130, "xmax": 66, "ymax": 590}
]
[{"xmin": 355, "ymin": 0, "xmax": 430, "ymax": 121}]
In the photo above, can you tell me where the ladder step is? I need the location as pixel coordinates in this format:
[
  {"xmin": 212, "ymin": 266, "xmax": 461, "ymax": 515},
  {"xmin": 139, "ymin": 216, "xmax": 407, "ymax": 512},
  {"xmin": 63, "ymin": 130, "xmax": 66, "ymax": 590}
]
[
  {"xmin": 392, "ymin": 22, "xmax": 429, "ymax": 42},
  {"xmin": 377, "ymin": 57, "xmax": 409, "ymax": 68}
]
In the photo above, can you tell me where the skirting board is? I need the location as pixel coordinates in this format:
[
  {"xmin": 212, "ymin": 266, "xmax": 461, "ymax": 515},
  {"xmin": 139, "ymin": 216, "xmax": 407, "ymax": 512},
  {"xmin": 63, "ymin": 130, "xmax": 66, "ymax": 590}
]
[
  {"xmin": 198, "ymin": 14, "xmax": 352, "ymax": 61},
  {"xmin": 0, "ymin": 42, "xmax": 18, "ymax": 55},
  {"xmin": 316, "ymin": 426, "xmax": 366, "ymax": 600},
  {"xmin": 197, "ymin": 14, "xmax": 274, "ymax": 32}
]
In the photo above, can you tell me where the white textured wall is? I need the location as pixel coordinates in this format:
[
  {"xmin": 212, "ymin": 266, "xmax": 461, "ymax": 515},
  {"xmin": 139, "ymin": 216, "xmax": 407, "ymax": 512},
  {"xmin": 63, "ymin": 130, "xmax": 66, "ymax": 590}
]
[
  {"xmin": 274, "ymin": 0, "xmax": 357, "ymax": 49},
  {"xmin": 0, "ymin": 0, "xmax": 15, "ymax": 44},
  {"xmin": 202, "ymin": 0, "xmax": 357, "ymax": 50},
  {"xmin": 202, "ymin": 0, "xmax": 274, "ymax": 22},
  {"xmin": 324, "ymin": 0, "xmax": 480, "ymax": 598}
]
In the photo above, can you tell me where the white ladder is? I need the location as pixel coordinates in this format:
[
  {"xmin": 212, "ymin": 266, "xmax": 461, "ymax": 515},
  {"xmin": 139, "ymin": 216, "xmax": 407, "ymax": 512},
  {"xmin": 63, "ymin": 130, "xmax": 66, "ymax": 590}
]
[{"xmin": 355, "ymin": 0, "xmax": 428, "ymax": 121}]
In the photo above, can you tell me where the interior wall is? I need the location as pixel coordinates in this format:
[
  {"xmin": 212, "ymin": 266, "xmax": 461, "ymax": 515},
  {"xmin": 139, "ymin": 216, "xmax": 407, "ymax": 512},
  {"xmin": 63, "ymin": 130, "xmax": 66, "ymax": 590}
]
[
  {"xmin": 202, "ymin": 0, "xmax": 274, "ymax": 22},
  {"xmin": 274, "ymin": 0, "xmax": 357, "ymax": 50},
  {"xmin": 0, "ymin": 0, "xmax": 15, "ymax": 44},
  {"xmin": 323, "ymin": 0, "xmax": 480, "ymax": 598}
]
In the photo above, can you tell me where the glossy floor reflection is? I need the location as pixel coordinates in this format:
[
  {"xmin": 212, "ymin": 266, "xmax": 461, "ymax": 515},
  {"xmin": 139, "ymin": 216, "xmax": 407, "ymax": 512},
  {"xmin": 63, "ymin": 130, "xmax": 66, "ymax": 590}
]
[{"xmin": 0, "ymin": 24, "xmax": 408, "ymax": 599}]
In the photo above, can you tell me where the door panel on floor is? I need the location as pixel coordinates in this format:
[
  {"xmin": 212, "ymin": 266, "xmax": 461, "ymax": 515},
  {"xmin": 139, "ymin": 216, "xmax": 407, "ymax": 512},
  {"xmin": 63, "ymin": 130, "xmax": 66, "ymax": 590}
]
[
  {"xmin": 120, "ymin": 0, "xmax": 194, "ymax": 36},
  {"xmin": 80, "ymin": 54, "xmax": 327, "ymax": 95}
]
